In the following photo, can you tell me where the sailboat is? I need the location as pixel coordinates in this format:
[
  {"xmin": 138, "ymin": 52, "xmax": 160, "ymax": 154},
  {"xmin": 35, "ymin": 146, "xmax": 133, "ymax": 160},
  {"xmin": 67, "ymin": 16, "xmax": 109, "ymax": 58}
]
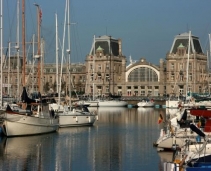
[
  {"xmin": 163, "ymin": 124, "xmax": 211, "ymax": 170},
  {"xmin": 0, "ymin": 0, "xmax": 59, "ymax": 136},
  {"xmin": 53, "ymin": 0, "xmax": 97, "ymax": 127}
]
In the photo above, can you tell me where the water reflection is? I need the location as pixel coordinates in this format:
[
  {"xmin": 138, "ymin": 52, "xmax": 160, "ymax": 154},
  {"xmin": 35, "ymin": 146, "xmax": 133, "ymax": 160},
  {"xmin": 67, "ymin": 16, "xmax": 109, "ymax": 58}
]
[
  {"xmin": 0, "ymin": 133, "xmax": 57, "ymax": 171},
  {"xmin": 0, "ymin": 107, "xmax": 166, "ymax": 171},
  {"xmin": 158, "ymin": 152, "xmax": 174, "ymax": 171}
]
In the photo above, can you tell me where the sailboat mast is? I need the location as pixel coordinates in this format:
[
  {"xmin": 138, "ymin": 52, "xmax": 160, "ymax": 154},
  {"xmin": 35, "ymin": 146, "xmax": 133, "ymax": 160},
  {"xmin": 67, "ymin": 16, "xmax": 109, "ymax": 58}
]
[
  {"xmin": 7, "ymin": 42, "xmax": 10, "ymax": 96},
  {"xmin": 93, "ymin": 35, "xmax": 95, "ymax": 100},
  {"xmin": 109, "ymin": 36, "xmax": 111, "ymax": 96},
  {"xmin": 22, "ymin": 0, "xmax": 26, "ymax": 87},
  {"xmin": 58, "ymin": 0, "xmax": 67, "ymax": 105},
  {"xmin": 186, "ymin": 31, "xmax": 191, "ymax": 97},
  {"xmin": 55, "ymin": 13, "xmax": 59, "ymax": 93},
  {"xmin": 32, "ymin": 34, "xmax": 35, "ymax": 92},
  {"xmin": 34, "ymin": 4, "xmax": 41, "ymax": 93},
  {"xmin": 0, "ymin": 0, "xmax": 3, "ymax": 107},
  {"xmin": 16, "ymin": 0, "xmax": 20, "ymax": 99},
  {"xmin": 67, "ymin": 0, "xmax": 71, "ymax": 105}
]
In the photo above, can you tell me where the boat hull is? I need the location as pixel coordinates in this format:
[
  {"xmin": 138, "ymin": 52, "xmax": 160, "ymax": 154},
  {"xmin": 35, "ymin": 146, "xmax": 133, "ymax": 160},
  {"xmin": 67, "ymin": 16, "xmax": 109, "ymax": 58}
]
[
  {"xmin": 98, "ymin": 100, "xmax": 127, "ymax": 107},
  {"xmin": 137, "ymin": 101, "xmax": 155, "ymax": 107},
  {"xmin": 155, "ymin": 128, "xmax": 202, "ymax": 151},
  {"xmin": 189, "ymin": 108, "xmax": 211, "ymax": 117},
  {"xmin": 59, "ymin": 114, "xmax": 96, "ymax": 127},
  {"xmin": 1, "ymin": 113, "xmax": 59, "ymax": 137},
  {"xmin": 87, "ymin": 101, "xmax": 99, "ymax": 107}
]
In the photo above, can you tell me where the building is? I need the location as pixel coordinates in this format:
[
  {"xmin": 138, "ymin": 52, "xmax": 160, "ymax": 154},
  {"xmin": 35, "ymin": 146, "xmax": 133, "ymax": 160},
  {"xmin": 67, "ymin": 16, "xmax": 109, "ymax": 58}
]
[
  {"xmin": 85, "ymin": 35, "xmax": 127, "ymax": 97},
  {"xmin": 165, "ymin": 32, "xmax": 208, "ymax": 97},
  {"xmin": 2, "ymin": 32, "xmax": 209, "ymax": 98}
]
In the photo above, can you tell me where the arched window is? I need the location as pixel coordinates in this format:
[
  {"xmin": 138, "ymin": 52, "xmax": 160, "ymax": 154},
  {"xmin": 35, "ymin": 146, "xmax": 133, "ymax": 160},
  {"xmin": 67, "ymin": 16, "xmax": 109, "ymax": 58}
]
[{"xmin": 128, "ymin": 67, "xmax": 158, "ymax": 82}]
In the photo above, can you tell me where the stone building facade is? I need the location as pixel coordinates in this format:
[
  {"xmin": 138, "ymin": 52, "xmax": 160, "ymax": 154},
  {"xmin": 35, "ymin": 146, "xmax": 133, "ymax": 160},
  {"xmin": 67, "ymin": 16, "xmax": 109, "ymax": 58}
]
[
  {"xmin": 85, "ymin": 35, "xmax": 127, "ymax": 97},
  {"xmin": 165, "ymin": 32, "xmax": 208, "ymax": 96},
  {"xmin": 1, "ymin": 32, "xmax": 209, "ymax": 98}
]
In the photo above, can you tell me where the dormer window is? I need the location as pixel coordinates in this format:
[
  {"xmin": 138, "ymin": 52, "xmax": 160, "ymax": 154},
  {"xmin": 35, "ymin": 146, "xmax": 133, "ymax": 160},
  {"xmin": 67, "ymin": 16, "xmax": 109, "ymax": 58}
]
[
  {"xmin": 177, "ymin": 43, "xmax": 186, "ymax": 56},
  {"xmin": 96, "ymin": 46, "xmax": 104, "ymax": 57}
]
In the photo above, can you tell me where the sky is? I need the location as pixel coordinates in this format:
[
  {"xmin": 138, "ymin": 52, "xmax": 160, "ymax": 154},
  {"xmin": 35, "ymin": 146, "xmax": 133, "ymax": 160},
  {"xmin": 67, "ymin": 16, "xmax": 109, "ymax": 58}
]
[{"xmin": 3, "ymin": 0, "xmax": 211, "ymax": 66}]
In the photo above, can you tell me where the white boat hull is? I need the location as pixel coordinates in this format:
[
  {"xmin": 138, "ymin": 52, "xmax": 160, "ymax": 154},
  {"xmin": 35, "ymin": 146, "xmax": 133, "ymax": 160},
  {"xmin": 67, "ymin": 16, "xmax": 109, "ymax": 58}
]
[
  {"xmin": 1, "ymin": 113, "xmax": 59, "ymax": 137},
  {"xmin": 137, "ymin": 101, "xmax": 155, "ymax": 107},
  {"xmin": 98, "ymin": 100, "xmax": 127, "ymax": 107},
  {"xmin": 59, "ymin": 114, "xmax": 96, "ymax": 127},
  {"xmin": 156, "ymin": 128, "xmax": 205, "ymax": 150},
  {"xmin": 87, "ymin": 101, "xmax": 99, "ymax": 107}
]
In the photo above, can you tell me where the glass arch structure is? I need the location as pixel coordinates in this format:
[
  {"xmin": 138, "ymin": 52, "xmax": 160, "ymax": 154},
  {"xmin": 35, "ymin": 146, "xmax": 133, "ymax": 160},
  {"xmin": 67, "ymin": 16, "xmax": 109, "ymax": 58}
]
[{"xmin": 127, "ymin": 66, "xmax": 158, "ymax": 82}]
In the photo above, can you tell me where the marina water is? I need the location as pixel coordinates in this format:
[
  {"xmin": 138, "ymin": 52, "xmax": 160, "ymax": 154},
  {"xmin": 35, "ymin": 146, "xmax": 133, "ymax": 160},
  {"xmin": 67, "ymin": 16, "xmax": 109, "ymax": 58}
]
[{"xmin": 0, "ymin": 107, "xmax": 167, "ymax": 171}]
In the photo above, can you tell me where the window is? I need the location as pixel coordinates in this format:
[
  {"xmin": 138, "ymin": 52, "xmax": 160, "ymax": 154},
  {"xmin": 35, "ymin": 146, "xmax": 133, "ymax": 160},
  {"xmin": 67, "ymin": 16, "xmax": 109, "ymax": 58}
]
[
  {"xmin": 106, "ymin": 63, "xmax": 109, "ymax": 70},
  {"xmin": 141, "ymin": 91, "xmax": 145, "ymax": 96},
  {"xmin": 97, "ymin": 74, "xmax": 101, "ymax": 81},
  {"xmin": 128, "ymin": 67, "xmax": 158, "ymax": 82},
  {"xmin": 189, "ymin": 63, "xmax": 192, "ymax": 71},
  {"xmin": 170, "ymin": 63, "xmax": 174, "ymax": 70},
  {"xmin": 180, "ymin": 75, "xmax": 184, "ymax": 81},
  {"xmin": 106, "ymin": 74, "xmax": 109, "ymax": 82},
  {"xmin": 141, "ymin": 86, "xmax": 145, "ymax": 89},
  {"xmin": 106, "ymin": 86, "xmax": 109, "ymax": 93},
  {"xmin": 171, "ymin": 73, "xmax": 174, "ymax": 81},
  {"xmin": 98, "ymin": 64, "xmax": 101, "ymax": 71},
  {"xmin": 148, "ymin": 91, "xmax": 152, "ymax": 96},
  {"xmin": 118, "ymin": 65, "xmax": 121, "ymax": 73},
  {"xmin": 97, "ymin": 86, "xmax": 102, "ymax": 95},
  {"xmin": 90, "ymin": 74, "xmax": 93, "ymax": 81},
  {"xmin": 189, "ymin": 73, "xmax": 192, "ymax": 81},
  {"xmin": 179, "ymin": 63, "xmax": 183, "ymax": 70},
  {"xmin": 199, "ymin": 86, "xmax": 202, "ymax": 93}
]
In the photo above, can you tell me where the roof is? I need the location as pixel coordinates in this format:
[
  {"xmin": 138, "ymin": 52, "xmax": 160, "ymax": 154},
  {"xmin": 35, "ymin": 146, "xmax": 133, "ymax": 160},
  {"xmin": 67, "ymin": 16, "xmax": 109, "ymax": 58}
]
[{"xmin": 169, "ymin": 32, "xmax": 203, "ymax": 54}]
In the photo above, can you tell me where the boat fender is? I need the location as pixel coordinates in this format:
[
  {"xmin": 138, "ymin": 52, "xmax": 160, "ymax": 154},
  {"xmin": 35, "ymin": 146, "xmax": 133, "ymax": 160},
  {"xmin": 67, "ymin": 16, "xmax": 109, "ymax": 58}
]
[{"xmin": 75, "ymin": 116, "xmax": 78, "ymax": 122}]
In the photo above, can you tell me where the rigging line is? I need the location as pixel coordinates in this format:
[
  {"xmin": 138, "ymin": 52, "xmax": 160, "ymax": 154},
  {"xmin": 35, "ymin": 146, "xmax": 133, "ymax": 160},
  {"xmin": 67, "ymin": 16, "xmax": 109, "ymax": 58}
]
[
  {"xmin": 42, "ymin": 28, "xmax": 56, "ymax": 62},
  {"xmin": 201, "ymin": 23, "xmax": 211, "ymax": 53},
  {"xmin": 74, "ymin": 24, "xmax": 83, "ymax": 62},
  {"xmin": 26, "ymin": 0, "xmax": 36, "ymax": 37},
  {"xmin": 72, "ymin": 26, "xmax": 78, "ymax": 61},
  {"xmin": 69, "ymin": 0, "xmax": 83, "ymax": 62},
  {"xmin": 6, "ymin": 0, "xmax": 16, "ymax": 42}
]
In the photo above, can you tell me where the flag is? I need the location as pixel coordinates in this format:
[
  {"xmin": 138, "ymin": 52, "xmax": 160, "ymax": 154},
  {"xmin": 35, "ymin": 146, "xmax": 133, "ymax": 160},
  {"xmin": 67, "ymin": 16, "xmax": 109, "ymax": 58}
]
[
  {"xmin": 197, "ymin": 120, "xmax": 201, "ymax": 128},
  {"xmin": 158, "ymin": 113, "xmax": 163, "ymax": 124}
]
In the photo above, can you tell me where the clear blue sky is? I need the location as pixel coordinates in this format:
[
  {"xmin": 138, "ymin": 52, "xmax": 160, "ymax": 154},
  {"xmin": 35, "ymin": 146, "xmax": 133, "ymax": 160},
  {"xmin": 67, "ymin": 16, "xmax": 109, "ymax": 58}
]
[{"xmin": 3, "ymin": 0, "xmax": 211, "ymax": 65}]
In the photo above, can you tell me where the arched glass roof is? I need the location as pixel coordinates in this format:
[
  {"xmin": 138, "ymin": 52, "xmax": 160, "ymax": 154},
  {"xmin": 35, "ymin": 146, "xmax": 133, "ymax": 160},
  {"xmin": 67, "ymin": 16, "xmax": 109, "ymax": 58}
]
[{"xmin": 128, "ymin": 67, "xmax": 158, "ymax": 82}]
